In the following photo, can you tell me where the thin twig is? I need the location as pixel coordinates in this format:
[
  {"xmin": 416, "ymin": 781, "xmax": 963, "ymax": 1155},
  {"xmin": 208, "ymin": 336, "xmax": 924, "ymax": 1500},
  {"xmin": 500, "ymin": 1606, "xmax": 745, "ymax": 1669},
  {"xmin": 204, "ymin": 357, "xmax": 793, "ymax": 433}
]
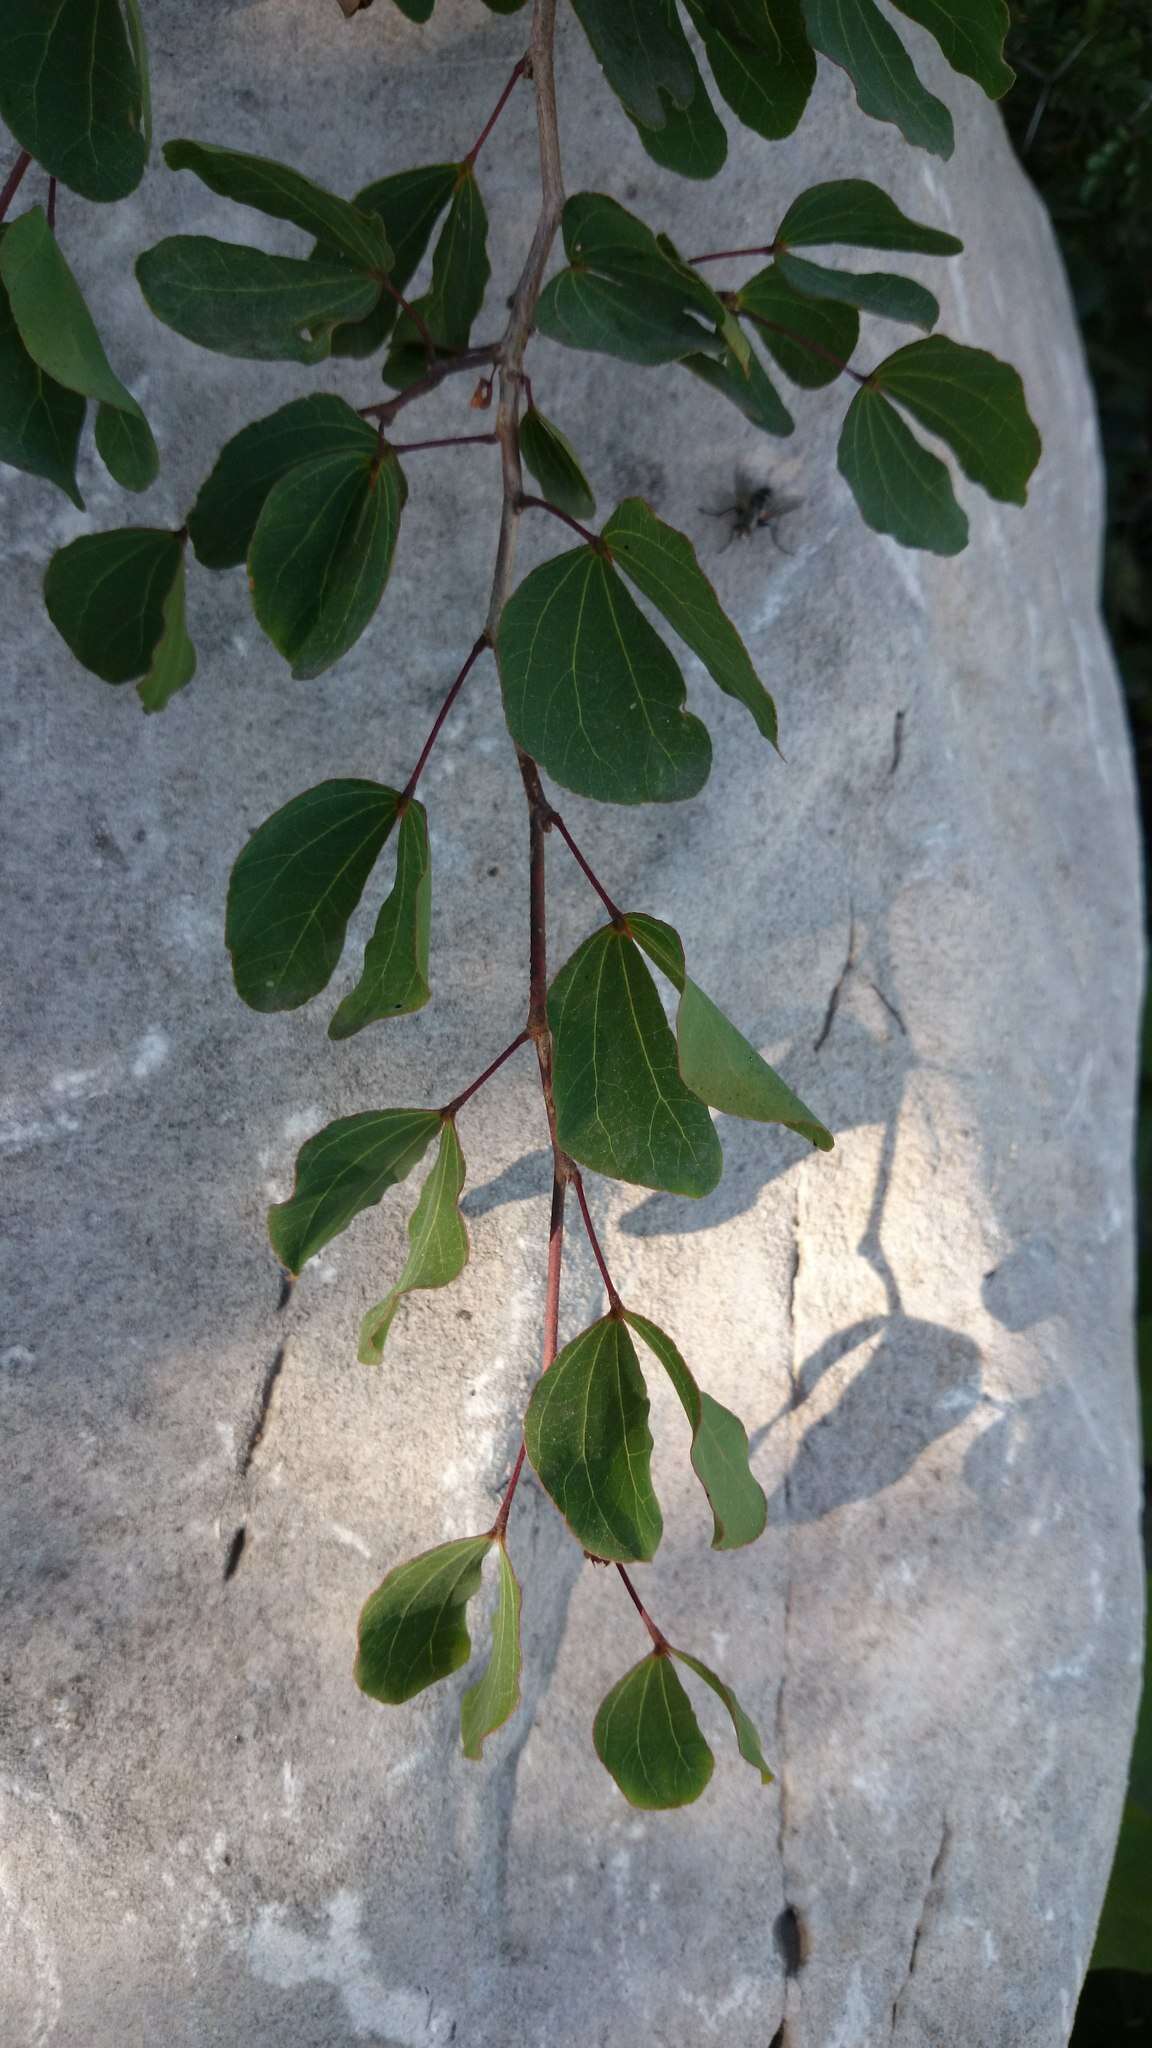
[
  {"xmin": 442, "ymin": 1030, "xmax": 530, "ymax": 1118},
  {"xmin": 402, "ymin": 633, "xmax": 489, "ymax": 798},
  {"xmin": 0, "ymin": 150, "xmax": 32, "ymax": 224},
  {"xmin": 491, "ymin": 1171, "xmax": 566, "ymax": 1537},
  {"xmin": 571, "ymin": 1168, "xmax": 621, "ymax": 1310},
  {"xmin": 690, "ymin": 243, "xmax": 777, "ymax": 264},
  {"xmin": 519, "ymin": 492, "xmax": 604, "ymax": 550},
  {"xmin": 547, "ymin": 810, "xmax": 626, "ymax": 924},
  {"xmin": 379, "ymin": 273, "xmax": 439, "ymax": 360},
  {"xmin": 389, "ymin": 432, "xmax": 499, "ymax": 455},
  {"xmin": 464, "ymin": 53, "xmax": 530, "ymax": 167},
  {"xmin": 615, "ymin": 1563, "xmax": 669, "ymax": 1652},
  {"xmin": 357, "ymin": 342, "xmax": 501, "ymax": 425}
]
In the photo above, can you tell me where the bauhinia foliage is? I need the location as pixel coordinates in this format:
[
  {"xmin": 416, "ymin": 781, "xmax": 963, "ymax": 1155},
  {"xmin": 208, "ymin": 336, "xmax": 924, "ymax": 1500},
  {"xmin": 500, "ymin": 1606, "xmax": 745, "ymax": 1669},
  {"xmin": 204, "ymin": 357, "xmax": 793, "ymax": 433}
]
[{"xmin": 0, "ymin": 0, "xmax": 1039, "ymax": 1807}]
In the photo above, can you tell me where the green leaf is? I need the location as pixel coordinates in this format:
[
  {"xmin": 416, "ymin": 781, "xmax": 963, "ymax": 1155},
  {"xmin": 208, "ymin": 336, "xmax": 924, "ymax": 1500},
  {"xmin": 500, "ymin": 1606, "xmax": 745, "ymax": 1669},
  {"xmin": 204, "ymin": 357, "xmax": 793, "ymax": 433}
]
[
  {"xmin": 875, "ymin": 336, "xmax": 1041, "ymax": 505},
  {"xmin": 524, "ymin": 1315, "xmax": 663, "ymax": 1562},
  {"xmin": 838, "ymin": 384, "xmax": 968, "ymax": 554},
  {"xmin": 355, "ymin": 1535, "xmax": 492, "ymax": 1706},
  {"xmin": 384, "ymin": 168, "xmax": 490, "ymax": 385},
  {"xmin": 0, "ymin": 207, "xmax": 155, "ymax": 478},
  {"xmin": 594, "ymin": 1653, "xmax": 714, "ymax": 1808},
  {"xmin": 1091, "ymin": 1802, "xmax": 1152, "ymax": 1972},
  {"xmin": 188, "ymin": 395, "xmax": 377, "ymax": 571},
  {"xmin": 624, "ymin": 1311, "xmax": 766, "ymax": 1549},
  {"xmin": 136, "ymin": 237, "xmax": 380, "ymax": 363},
  {"xmin": 226, "ymin": 779, "xmax": 400, "ymax": 1012},
  {"xmin": 549, "ymin": 926, "xmax": 723, "ymax": 1195},
  {"xmin": 684, "ymin": 0, "xmax": 817, "ymax": 141},
  {"xmin": 93, "ymin": 401, "xmax": 159, "ymax": 491},
  {"xmin": 248, "ymin": 445, "xmax": 407, "ymax": 678},
  {"xmin": 164, "ymin": 139, "xmax": 392, "ymax": 273},
  {"xmin": 329, "ymin": 800, "xmax": 431, "ymax": 1039},
  {"xmin": 602, "ymin": 497, "xmax": 778, "ymax": 747},
  {"xmin": 629, "ymin": 912, "xmax": 834, "ymax": 1148},
  {"xmin": 389, "ymin": 0, "xmax": 434, "ymax": 18},
  {"xmin": 268, "ymin": 1107, "xmax": 442, "ymax": 1273},
  {"xmin": 323, "ymin": 162, "xmax": 458, "ymax": 359},
  {"xmin": 460, "ymin": 1541, "xmax": 523, "ymax": 1759},
  {"xmin": 776, "ymin": 178, "xmax": 962, "ymax": 255},
  {"xmin": 684, "ymin": 341, "xmax": 795, "ymax": 437},
  {"xmin": 43, "ymin": 527, "xmax": 183, "ymax": 683},
  {"xmin": 536, "ymin": 193, "xmax": 726, "ymax": 367},
  {"xmin": 568, "ymin": 0, "xmax": 698, "ymax": 127},
  {"xmin": 358, "ymin": 1116, "xmax": 467, "ymax": 1363},
  {"xmin": 518, "ymin": 406, "xmax": 596, "ymax": 521},
  {"xmin": 738, "ymin": 265, "xmax": 859, "ymax": 387},
  {"xmin": 0, "ymin": 271, "xmax": 85, "ymax": 506},
  {"xmin": 775, "ymin": 249, "xmax": 938, "ymax": 330},
  {"xmin": 136, "ymin": 551, "xmax": 196, "ymax": 711},
  {"xmin": 633, "ymin": 65, "xmax": 729, "ymax": 183},
  {"xmin": 887, "ymin": 0, "xmax": 1013, "ymax": 98},
  {"xmin": 0, "ymin": 0, "xmax": 150, "ymax": 202},
  {"xmin": 499, "ymin": 548, "xmax": 712, "ymax": 808},
  {"xmin": 800, "ymin": 0, "xmax": 954, "ymax": 157},
  {"xmin": 671, "ymin": 1649, "xmax": 773, "ymax": 1781}
]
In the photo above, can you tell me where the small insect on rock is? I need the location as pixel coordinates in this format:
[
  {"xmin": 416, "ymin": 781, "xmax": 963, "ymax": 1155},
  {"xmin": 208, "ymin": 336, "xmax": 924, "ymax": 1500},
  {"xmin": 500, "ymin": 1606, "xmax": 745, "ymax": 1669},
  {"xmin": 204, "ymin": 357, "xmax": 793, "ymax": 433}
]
[{"xmin": 701, "ymin": 479, "xmax": 801, "ymax": 553}]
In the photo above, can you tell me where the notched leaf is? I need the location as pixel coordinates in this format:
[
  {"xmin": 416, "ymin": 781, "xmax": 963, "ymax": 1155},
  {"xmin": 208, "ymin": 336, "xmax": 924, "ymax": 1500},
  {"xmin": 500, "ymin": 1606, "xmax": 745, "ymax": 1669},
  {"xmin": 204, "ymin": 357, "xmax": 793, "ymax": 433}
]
[
  {"xmin": 356, "ymin": 1535, "xmax": 492, "ymax": 1705},
  {"xmin": 268, "ymin": 1106, "xmax": 442, "ymax": 1272},
  {"xmin": 524, "ymin": 1315, "xmax": 663, "ymax": 1563},
  {"xmin": 460, "ymin": 1541, "xmax": 522, "ymax": 1758},
  {"xmin": 624, "ymin": 1310, "xmax": 766, "ymax": 1549},
  {"xmin": 358, "ymin": 1116, "xmax": 468, "ymax": 1364},
  {"xmin": 330, "ymin": 800, "xmax": 431, "ymax": 1038}
]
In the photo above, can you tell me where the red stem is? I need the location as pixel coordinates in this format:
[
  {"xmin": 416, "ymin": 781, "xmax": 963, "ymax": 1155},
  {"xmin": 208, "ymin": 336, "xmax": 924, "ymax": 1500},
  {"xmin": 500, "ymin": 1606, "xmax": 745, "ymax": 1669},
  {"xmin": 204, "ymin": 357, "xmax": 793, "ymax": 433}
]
[
  {"xmin": 547, "ymin": 809, "xmax": 625, "ymax": 924},
  {"xmin": 388, "ymin": 432, "xmax": 499, "ymax": 455},
  {"xmin": 519, "ymin": 492, "xmax": 605, "ymax": 550},
  {"xmin": 464, "ymin": 54, "xmax": 529, "ymax": 167},
  {"xmin": 492, "ymin": 1171, "xmax": 566, "ymax": 1538},
  {"xmin": 0, "ymin": 150, "xmax": 31, "ymax": 224},
  {"xmin": 742, "ymin": 308, "xmax": 868, "ymax": 386},
  {"xmin": 442, "ymin": 1031, "xmax": 530, "ymax": 1118},
  {"xmin": 571, "ymin": 1169, "xmax": 621, "ymax": 1310},
  {"xmin": 402, "ymin": 634, "xmax": 489, "ymax": 798},
  {"xmin": 689, "ymin": 243, "xmax": 777, "ymax": 264},
  {"xmin": 379, "ymin": 274, "xmax": 438, "ymax": 361},
  {"xmin": 615, "ymin": 1564, "xmax": 669, "ymax": 1652}
]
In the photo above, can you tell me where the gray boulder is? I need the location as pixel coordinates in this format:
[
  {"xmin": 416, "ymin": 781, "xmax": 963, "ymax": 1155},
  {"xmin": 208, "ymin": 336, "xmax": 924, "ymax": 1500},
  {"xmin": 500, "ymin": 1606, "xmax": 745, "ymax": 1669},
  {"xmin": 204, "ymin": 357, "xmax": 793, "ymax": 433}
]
[{"xmin": 1, "ymin": 3, "xmax": 1143, "ymax": 2044}]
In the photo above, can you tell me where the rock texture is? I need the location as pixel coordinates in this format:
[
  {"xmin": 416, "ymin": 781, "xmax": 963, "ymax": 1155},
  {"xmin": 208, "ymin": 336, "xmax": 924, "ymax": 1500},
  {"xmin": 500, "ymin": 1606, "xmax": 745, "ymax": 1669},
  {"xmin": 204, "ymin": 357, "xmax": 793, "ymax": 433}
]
[{"xmin": 1, "ymin": 5, "xmax": 1144, "ymax": 2045}]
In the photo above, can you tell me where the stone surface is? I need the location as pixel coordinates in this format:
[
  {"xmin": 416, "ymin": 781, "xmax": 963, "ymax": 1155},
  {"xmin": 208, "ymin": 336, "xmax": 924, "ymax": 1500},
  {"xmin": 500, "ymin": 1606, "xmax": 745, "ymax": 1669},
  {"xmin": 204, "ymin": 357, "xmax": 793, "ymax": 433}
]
[{"xmin": 0, "ymin": 5, "xmax": 1144, "ymax": 2045}]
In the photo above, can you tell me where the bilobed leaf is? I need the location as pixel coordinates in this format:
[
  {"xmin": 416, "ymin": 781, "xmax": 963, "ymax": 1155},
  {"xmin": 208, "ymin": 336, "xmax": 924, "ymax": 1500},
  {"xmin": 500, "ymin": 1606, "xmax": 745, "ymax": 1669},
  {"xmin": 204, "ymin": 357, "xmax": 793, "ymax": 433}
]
[
  {"xmin": 518, "ymin": 407, "xmax": 596, "ymax": 521},
  {"xmin": 93, "ymin": 403, "xmax": 159, "ymax": 490},
  {"xmin": 0, "ymin": 0, "xmax": 150, "ymax": 202},
  {"xmin": 672, "ymin": 1649, "xmax": 773, "ymax": 1780},
  {"xmin": 737, "ymin": 265, "xmax": 859, "ymax": 387},
  {"xmin": 602, "ymin": 497, "xmax": 778, "ymax": 747},
  {"xmin": 633, "ymin": 65, "xmax": 728, "ymax": 183},
  {"xmin": 384, "ymin": 168, "xmax": 489, "ymax": 384},
  {"xmin": 776, "ymin": 178, "xmax": 962, "ymax": 255},
  {"xmin": 887, "ymin": 0, "xmax": 1013, "ymax": 98},
  {"xmin": 268, "ymin": 1107, "xmax": 442, "ymax": 1272},
  {"xmin": 188, "ymin": 396, "xmax": 378, "ymax": 570},
  {"xmin": 838, "ymin": 384, "xmax": 968, "ymax": 554},
  {"xmin": 800, "ymin": 0, "xmax": 953, "ymax": 157},
  {"xmin": 776, "ymin": 250, "xmax": 938, "ymax": 331},
  {"xmin": 136, "ymin": 238, "xmax": 380, "ymax": 362},
  {"xmin": 875, "ymin": 336, "xmax": 1041, "ymax": 505},
  {"xmin": 355, "ymin": 1535, "xmax": 492, "ymax": 1705},
  {"xmin": 684, "ymin": 0, "xmax": 816, "ymax": 141},
  {"xmin": 460, "ymin": 1541, "xmax": 523, "ymax": 1759},
  {"xmin": 226, "ymin": 779, "xmax": 400, "ymax": 1011},
  {"xmin": 43, "ymin": 527, "xmax": 182, "ymax": 682},
  {"xmin": 594, "ymin": 1654, "xmax": 714, "ymax": 1808},
  {"xmin": 499, "ymin": 547, "xmax": 712, "ymax": 807},
  {"xmin": 524, "ymin": 1316, "xmax": 663, "ymax": 1562},
  {"xmin": 358, "ymin": 1116, "xmax": 467, "ymax": 1363},
  {"xmin": 684, "ymin": 341, "xmax": 794, "ymax": 437},
  {"xmin": 536, "ymin": 192, "xmax": 727, "ymax": 367},
  {"xmin": 0, "ymin": 208, "xmax": 155, "ymax": 477},
  {"xmin": 136, "ymin": 551, "xmax": 196, "ymax": 711},
  {"xmin": 248, "ymin": 445, "xmax": 407, "ymax": 678},
  {"xmin": 0, "ymin": 273, "xmax": 85, "ymax": 506},
  {"xmin": 624, "ymin": 1311, "xmax": 766, "ymax": 1549},
  {"xmin": 329, "ymin": 801, "xmax": 431, "ymax": 1039},
  {"xmin": 549, "ymin": 926, "xmax": 723, "ymax": 1195},
  {"xmin": 324, "ymin": 162, "xmax": 458, "ymax": 359},
  {"xmin": 164, "ymin": 139, "xmax": 392, "ymax": 273},
  {"xmin": 569, "ymin": 0, "xmax": 698, "ymax": 127},
  {"xmin": 629, "ymin": 912, "xmax": 834, "ymax": 1148}
]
